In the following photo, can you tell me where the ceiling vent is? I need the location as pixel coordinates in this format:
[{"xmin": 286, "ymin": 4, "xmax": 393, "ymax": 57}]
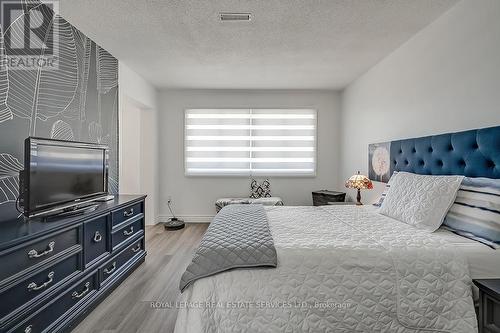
[{"xmin": 219, "ymin": 13, "xmax": 251, "ymax": 21}]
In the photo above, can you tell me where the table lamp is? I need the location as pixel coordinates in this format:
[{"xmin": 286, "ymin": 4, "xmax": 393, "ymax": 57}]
[{"xmin": 345, "ymin": 171, "xmax": 373, "ymax": 205}]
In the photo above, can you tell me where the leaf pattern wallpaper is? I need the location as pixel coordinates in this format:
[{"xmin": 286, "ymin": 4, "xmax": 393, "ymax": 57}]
[{"xmin": 0, "ymin": 1, "xmax": 119, "ymax": 221}]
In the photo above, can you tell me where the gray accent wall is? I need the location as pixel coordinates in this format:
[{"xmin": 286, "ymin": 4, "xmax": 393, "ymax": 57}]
[{"xmin": 0, "ymin": 1, "xmax": 119, "ymax": 220}]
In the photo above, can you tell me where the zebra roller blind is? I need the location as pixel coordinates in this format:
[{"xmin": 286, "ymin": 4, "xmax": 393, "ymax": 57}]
[{"xmin": 185, "ymin": 109, "xmax": 317, "ymax": 176}]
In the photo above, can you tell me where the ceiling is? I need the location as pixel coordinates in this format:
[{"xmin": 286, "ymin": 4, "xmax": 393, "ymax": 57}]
[{"xmin": 55, "ymin": 0, "xmax": 458, "ymax": 90}]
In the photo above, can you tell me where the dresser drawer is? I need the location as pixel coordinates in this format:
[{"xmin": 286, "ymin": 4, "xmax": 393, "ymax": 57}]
[
  {"xmin": 84, "ymin": 215, "xmax": 109, "ymax": 267},
  {"xmin": 0, "ymin": 253, "xmax": 80, "ymax": 322},
  {"xmin": 111, "ymin": 202, "xmax": 143, "ymax": 228},
  {"xmin": 100, "ymin": 238, "xmax": 144, "ymax": 287},
  {"xmin": 7, "ymin": 273, "xmax": 97, "ymax": 333},
  {"xmin": 0, "ymin": 228, "xmax": 79, "ymax": 283},
  {"xmin": 111, "ymin": 218, "xmax": 143, "ymax": 251}
]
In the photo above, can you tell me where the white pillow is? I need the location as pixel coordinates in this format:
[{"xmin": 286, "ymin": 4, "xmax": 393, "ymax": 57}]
[{"xmin": 379, "ymin": 172, "xmax": 464, "ymax": 232}]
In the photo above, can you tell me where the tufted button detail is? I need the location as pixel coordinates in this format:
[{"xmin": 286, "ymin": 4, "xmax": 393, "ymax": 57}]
[{"xmin": 385, "ymin": 130, "xmax": 497, "ymax": 179}]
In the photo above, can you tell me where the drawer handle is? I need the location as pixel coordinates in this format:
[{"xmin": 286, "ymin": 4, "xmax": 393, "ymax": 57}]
[
  {"xmin": 123, "ymin": 208, "xmax": 134, "ymax": 217},
  {"xmin": 93, "ymin": 231, "xmax": 103, "ymax": 243},
  {"xmin": 123, "ymin": 226, "xmax": 134, "ymax": 236},
  {"xmin": 131, "ymin": 244, "xmax": 141, "ymax": 253},
  {"xmin": 72, "ymin": 282, "xmax": 91, "ymax": 299},
  {"xmin": 104, "ymin": 261, "xmax": 116, "ymax": 275},
  {"xmin": 28, "ymin": 241, "xmax": 55, "ymax": 259},
  {"xmin": 24, "ymin": 325, "xmax": 33, "ymax": 333},
  {"xmin": 27, "ymin": 271, "xmax": 55, "ymax": 291}
]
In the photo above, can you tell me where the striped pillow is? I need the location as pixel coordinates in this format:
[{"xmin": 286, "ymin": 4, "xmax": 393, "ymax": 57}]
[
  {"xmin": 373, "ymin": 172, "xmax": 397, "ymax": 207},
  {"xmin": 443, "ymin": 177, "xmax": 500, "ymax": 249}
]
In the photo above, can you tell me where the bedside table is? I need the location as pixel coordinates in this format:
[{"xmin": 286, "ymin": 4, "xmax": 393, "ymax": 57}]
[
  {"xmin": 312, "ymin": 190, "xmax": 346, "ymax": 206},
  {"xmin": 474, "ymin": 279, "xmax": 500, "ymax": 332}
]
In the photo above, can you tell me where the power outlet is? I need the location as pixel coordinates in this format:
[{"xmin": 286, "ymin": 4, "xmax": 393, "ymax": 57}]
[{"xmin": 167, "ymin": 196, "xmax": 172, "ymax": 204}]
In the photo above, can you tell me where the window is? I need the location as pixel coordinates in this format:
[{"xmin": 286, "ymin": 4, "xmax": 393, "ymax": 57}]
[{"xmin": 185, "ymin": 109, "xmax": 317, "ymax": 176}]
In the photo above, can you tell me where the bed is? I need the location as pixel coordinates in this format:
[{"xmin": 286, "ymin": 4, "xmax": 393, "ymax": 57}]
[
  {"xmin": 176, "ymin": 205, "xmax": 492, "ymax": 332},
  {"xmin": 435, "ymin": 228, "xmax": 500, "ymax": 281},
  {"xmin": 175, "ymin": 126, "xmax": 500, "ymax": 333}
]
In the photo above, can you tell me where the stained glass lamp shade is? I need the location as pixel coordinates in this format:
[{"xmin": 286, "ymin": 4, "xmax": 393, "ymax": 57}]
[{"xmin": 345, "ymin": 171, "xmax": 373, "ymax": 205}]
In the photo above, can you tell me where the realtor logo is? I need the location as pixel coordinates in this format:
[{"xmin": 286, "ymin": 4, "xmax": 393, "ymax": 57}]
[{"xmin": 1, "ymin": 0, "xmax": 60, "ymax": 70}]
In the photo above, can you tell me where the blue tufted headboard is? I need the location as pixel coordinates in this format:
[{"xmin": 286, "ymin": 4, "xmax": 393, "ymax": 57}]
[{"xmin": 389, "ymin": 126, "xmax": 500, "ymax": 179}]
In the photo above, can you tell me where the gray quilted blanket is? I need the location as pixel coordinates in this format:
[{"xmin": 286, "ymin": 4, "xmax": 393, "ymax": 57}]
[{"xmin": 179, "ymin": 204, "xmax": 277, "ymax": 292}]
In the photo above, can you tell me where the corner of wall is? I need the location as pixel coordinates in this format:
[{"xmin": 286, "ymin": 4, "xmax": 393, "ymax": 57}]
[
  {"xmin": 118, "ymin": 63, "xmax": 161, "ymax": 225},
  {"xmin": 337, "ymin": 0, "xmax": 500, "ymax": 204}
]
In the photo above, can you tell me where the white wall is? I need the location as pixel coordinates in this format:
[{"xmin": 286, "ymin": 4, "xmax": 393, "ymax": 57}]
[
  {"xmin": 159, "ymin": 90, "xmax": 342, "ymax": 221},
  {"xmin": 120, "ymin": 102, "xmax": 142, "ymax": 194},
  {"xmin": 119, "ymin": 62, "xmax": 160, "ymax": 224},
  {"xmin": 340, "ymin": 0, "xmax": 500, "ymax": 204}
]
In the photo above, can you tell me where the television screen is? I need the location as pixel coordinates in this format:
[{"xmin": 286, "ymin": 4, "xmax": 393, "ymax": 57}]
[{"xmin": 24, "ymin": 138, "xmax": 109, "ymax": 217}]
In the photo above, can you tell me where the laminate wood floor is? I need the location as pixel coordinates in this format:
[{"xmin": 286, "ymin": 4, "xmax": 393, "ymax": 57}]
[{"xmin": 72, "ymin": 223, "xmax": 208, "ymax": 333}]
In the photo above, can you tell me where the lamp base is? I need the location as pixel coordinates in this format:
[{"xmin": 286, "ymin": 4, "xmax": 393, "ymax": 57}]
[{"xmin": 356, "ymin": 189, "xmax": 363, "ymax": 205}]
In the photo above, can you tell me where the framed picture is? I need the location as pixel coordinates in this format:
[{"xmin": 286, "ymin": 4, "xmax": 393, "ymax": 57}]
[{"xmin": 369, "ymin": 142, "xmax": 391, "ymax": 183}]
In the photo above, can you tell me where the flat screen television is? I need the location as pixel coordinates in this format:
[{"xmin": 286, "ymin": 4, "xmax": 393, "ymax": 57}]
[{"xmin": 20, "ymin": 137, "xmax": 109, "ymax": 218}]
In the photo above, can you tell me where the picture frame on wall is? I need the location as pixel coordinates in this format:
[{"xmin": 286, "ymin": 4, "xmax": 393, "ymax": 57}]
[{"xmin": 368, "ymin": 142, "xmax": 391, "ymax": 183}]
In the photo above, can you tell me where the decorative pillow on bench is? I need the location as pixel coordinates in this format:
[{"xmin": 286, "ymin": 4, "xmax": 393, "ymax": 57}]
[{"xmin": 250, "ymin": 179, "xmax": 272, "ymax": 198}]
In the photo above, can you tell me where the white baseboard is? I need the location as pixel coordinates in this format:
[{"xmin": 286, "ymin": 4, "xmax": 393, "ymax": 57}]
[
  {"xmin": 145, "ymin": 215, "xmax": 161, "ymax": 226},
  {"xmin": 157, "ymin": 215, "xmax": 214, "ymax": 224}
]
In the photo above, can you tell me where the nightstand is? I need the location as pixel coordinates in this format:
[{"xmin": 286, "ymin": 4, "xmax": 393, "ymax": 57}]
[
  {"xmin": 474, "ymin": 279, "xmax": 500, "ymax": 332},
  {"xmin": 326, "ymin": 202, "xmax": 356, "ymax": 205},
  {"xmin": 312, "ymin": 190, "xmax": 346, "ymax": 206}
]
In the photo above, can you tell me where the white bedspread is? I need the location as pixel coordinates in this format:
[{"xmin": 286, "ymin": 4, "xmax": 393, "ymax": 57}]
[{"xmin": 175, "ymin": 205, "xmax": 478, "ymax": 333}]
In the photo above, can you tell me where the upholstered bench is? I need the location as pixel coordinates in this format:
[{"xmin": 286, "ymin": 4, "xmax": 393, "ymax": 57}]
[{"xmin": 215, "ymin": 197, "xmax": 284, "ymax": 213}]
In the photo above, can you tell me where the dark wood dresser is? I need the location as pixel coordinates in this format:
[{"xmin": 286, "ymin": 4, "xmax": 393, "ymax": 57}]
[{"xmin": 0, "ymin": 195, "xmax": 146, "ymax": 333}]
